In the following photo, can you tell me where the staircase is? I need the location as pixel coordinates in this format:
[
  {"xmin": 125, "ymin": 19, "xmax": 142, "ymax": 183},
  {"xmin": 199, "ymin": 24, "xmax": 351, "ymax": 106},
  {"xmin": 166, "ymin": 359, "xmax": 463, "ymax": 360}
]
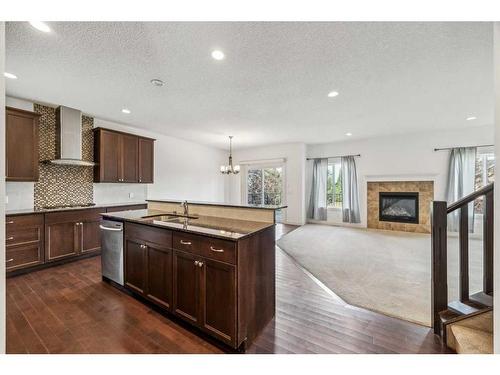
[{"xmin": 431, "ymin": 183, "xmax": 494, "ymax": 354}]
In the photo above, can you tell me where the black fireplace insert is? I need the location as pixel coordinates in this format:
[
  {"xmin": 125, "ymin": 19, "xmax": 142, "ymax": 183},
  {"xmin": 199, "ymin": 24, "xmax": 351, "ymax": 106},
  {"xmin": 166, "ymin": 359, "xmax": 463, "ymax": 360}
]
[{"xmin": 379, "ymin": 192, "xmax": 419, "ymax": 224}]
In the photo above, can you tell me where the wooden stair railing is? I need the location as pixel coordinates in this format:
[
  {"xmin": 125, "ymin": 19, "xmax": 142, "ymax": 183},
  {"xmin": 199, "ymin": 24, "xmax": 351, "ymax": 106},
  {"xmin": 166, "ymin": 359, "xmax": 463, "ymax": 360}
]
[{"xmin": 431, "ymin": 183, "xmax": 494, "ymax": 338}]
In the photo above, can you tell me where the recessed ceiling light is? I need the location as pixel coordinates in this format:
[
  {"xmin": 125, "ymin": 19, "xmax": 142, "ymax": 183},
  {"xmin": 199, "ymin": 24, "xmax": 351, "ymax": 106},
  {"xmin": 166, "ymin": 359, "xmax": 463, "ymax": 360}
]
[
  {"xmin": 29, "ymin": 21, "xmax": 51, "ymax": 33},
  {"xmin": 211, "ymin": 50, "xmax": 225, "ymax": 61},
  {"xmin": 466, "ymin": 116, "xmax": 477, "ymax": 121},
  {"xmin": 345, "ymin": 132, "xmax": 352, "ymax": 136},
  {"xmin": 122, "ymin": 108, "xmax": 131, "ymax": 114},
  {"xmin": 328, "ymin": 91, "xmax": 339, "ymax": 98},
  {"xmin": 4, "ymin": 72, "xmax": 17, "ymax": 79},
  {"xmin": 150, "ymin": 79, "xmax": 165, "ymax": 87}
]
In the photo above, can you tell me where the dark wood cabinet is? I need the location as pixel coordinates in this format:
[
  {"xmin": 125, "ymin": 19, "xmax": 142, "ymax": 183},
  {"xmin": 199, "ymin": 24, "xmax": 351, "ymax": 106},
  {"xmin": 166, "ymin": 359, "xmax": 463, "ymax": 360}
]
[
  {"xmin": 5, "ymin": 107, "xmax": 40, "ymax": 181},
  {"xmin": 200, "ymin": 258, "xmax": 236, "ymax": 345},
  {"xmin": 138, "ymin": 138, "xmax": 154, "ymax": 183},
  {"xmin": 124, "ymin": 239, "xmax": 147, "ymax": 294},
  {"xmin": 94, "ymin": 128, "xmax": 155, "ymax": 183},
  {"xmin": 45, "ymin": 208, "xmax": 105, "ymax": 262},
  {"xmin": 6, "ymin": 214, "xmax": 44, "ymax": 271},
  {"xmin": 121, "ymin": 134, "xmax": 139, "ymax": 182},
  {"xmin": 172, "ymin": 250, "xmax": 200, "ymax": 325},
  {"xmin": 122, "ymin": 222, "xmax": 275, "ymax": 350}
]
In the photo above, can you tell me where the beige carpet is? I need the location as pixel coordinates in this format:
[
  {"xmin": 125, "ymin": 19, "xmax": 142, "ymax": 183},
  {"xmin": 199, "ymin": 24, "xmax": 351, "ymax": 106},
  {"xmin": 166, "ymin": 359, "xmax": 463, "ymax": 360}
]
[{"xmin": 277, "ymin": 224, "xmax": 483, "ymax": 326}]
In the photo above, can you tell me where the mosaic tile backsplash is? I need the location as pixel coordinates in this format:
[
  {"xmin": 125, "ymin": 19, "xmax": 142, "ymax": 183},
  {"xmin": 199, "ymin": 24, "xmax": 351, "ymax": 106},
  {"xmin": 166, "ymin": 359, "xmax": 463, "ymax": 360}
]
[{"xmin": 33, "ymin": 104, "xmax": 95, "ymax": 209}]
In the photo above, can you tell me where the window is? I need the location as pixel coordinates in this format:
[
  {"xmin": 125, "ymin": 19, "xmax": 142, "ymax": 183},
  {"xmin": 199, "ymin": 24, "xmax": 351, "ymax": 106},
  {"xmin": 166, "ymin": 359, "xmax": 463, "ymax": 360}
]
[
  {"xmin": 474, "ymin": 150, "xmax": 495, "ymax": 214},
  {"xmin": 246, "ymin": 164, "xmax": 285, "ymax": 222},
  {"xmin": 327, "ymin": 160, "xmax": 342, "ymax": 208}
]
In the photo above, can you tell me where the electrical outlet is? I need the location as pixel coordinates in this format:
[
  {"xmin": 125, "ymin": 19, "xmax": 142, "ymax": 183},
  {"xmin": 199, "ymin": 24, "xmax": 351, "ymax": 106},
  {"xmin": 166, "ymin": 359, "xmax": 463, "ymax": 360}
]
[
  {"xmin": 129, "ymin": 192, "xmax": 134, "ymax": 199},
  {"xmin": 5, "ymin": 195, "xmax": 8, "ymax": 204}
]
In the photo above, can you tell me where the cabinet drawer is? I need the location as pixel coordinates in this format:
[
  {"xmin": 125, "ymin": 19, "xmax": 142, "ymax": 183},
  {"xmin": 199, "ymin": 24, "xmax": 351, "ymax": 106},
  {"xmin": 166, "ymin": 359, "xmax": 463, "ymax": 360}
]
[
  {"xmin": 6, "ymin": 227, "xmax": 42, "ymax": 246},
  {"xmin": 6, "ymin": 243, "xmax": 43, "ymax": 270},
  {"xmin": 173, "ymin": 232, "xmax": 236, "ymax": 264},
  {"xmin": 6, "ymin": 214, "xmax": 44, "ymax": 232},
  {"xmin": 125, "ymin": 222, "xmax": 172, "ymax": 248}
]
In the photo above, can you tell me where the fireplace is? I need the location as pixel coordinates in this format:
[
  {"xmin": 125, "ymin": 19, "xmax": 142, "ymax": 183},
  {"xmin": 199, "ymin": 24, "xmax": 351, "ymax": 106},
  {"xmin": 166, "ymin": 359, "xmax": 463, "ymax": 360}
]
[{"xmin": 379, "ymin": 192, "xmax": 419, "ymax": 224}]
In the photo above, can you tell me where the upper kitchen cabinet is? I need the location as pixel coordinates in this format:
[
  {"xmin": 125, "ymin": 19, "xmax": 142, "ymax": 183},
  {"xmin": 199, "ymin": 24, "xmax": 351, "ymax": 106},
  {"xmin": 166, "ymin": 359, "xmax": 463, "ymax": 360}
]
[
  {"xmin": 5, "ymin": 106, "xmax": 40, "ymax": 181},
  {"xmin": 138, "ymin": 137, "xmax": 154, "ymax": 183},
  {"xmin": 93, "ymin": 127, "xmax": 155, "ymax": 183}
]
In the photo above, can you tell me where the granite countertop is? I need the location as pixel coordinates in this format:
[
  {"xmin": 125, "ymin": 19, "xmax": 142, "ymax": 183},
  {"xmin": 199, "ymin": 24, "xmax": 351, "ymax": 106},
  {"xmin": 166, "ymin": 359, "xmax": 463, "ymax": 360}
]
[
  {"xmin": 101, "ymin": 209, "xmax": 274, "ymax": 241},
  {"xmin": 6, "ymin": 201, "xmax": 148, "ymax": 216},
  {"xmin": 147, "ymin": 198, "xmax": 287, "ymax": 210}
]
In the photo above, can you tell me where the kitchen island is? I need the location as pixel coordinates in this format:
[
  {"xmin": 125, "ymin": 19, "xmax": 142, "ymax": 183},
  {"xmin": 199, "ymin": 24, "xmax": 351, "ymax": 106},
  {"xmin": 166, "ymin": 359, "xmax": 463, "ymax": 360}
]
[{"xmin": 101, "ymin": 201, "xmax": 286, "ymax": 350}]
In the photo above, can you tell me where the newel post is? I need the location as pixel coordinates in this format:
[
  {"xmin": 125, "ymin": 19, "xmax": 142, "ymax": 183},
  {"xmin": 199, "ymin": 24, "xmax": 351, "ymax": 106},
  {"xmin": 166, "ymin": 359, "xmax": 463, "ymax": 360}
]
[{"xmin": 431, "ymin": 201, "xmax": 448, "ymax": 335}]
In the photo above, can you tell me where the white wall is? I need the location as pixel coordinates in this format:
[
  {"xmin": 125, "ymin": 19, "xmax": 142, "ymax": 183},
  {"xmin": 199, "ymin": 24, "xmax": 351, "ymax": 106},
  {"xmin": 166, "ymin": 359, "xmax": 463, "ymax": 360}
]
[
  {"xmin": 307, "ymin": 125, "xmax": 494, "ymax": 227},
  {"xmin": 229, "ymin": 143, "xmax": 306, "ymax": 225},
  {"xmin": 1, "ymin": 21, "xmax": 7, "ymax": 354},
  {"xmin": 93, "ymin": 119, "xmax": 227, "ymax": 203}
]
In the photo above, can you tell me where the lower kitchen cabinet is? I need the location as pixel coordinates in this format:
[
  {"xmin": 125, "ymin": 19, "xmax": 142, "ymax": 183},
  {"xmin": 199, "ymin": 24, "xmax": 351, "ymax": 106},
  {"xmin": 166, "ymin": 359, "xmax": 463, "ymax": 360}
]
[
  {"xmin": 6, "ymin": 214, "xmax": 44, "ymax": 271},
  {"xmin": 121, "ymin": 222, "xmax": 276, "ymax": 350},
  {"xmin": 45, "ymin": 208, "xmax": 105, "ymax": 262},
  {"xmin": 172, "ymin": 250, "xmax": 200, "ymax": 325},
  {"xmin": 200, "ymin": 258, "xmax": 236, "ymax": 344},
  {"xmin": 146, "ymin": 245, "xmax": 173, "ymax": 309},
  {"xmin": 124, "ymin": 238, "xmax": 147, "ymax": 293}
]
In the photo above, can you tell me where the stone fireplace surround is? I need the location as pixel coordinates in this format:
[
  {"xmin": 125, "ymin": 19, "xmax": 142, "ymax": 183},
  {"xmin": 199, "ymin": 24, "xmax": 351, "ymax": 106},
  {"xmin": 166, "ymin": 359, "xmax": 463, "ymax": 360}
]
[{"xmin": 367, "ymin": 180, "xmax": 434, "ymax": 233}]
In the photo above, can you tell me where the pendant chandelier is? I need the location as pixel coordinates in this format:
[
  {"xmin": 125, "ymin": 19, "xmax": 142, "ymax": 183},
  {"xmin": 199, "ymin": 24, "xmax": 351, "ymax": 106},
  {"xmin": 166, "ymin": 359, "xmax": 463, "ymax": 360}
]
[{"xmin": 220, "ymin": 136, "xmax": 240, "ymax": 175}]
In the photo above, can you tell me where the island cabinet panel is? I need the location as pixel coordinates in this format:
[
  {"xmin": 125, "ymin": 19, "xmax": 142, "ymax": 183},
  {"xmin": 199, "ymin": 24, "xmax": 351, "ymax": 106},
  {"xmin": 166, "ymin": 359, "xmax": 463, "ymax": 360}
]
[
  {"xmin": 94, "ymin": 127, "xmax": 155, "ymax": 183},
  {"xmin": 200, "ymin": 258, "xmax": 236, "ymax": 346},
  {"xmin": 122, "ymin": 222, "xmax": 276, "ymax": 350},
  {"xmin": 6, "ymin": 107, "xmax": 40, "ymax": 182},
  {"xmin": 146, "ymin": 245, "xmax": 173, "ymax": 309},
  {"xmin": 138, "ymin": 137, "xmax": 154, "ymax": 183},
  {"xmin": 172, "ymin": 250, "xmax": 200, "ymax": 325},
  {"xmin": 124, "ymin": 239, "xmax": 147, "ymax": 294}
]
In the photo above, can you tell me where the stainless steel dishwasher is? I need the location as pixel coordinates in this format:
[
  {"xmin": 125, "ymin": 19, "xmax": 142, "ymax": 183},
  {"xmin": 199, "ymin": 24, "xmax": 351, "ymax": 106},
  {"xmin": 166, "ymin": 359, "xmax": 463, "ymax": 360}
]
[{"xmin": 100, "ymin": 219, "xmax": 124, "ymax": 285}]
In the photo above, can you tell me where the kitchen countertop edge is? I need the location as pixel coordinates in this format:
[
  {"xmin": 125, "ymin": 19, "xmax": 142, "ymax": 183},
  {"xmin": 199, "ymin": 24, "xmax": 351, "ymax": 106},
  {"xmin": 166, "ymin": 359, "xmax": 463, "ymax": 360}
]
[{"xmin": 6, "ymin": 202, "xmax": 148, "ymax": 216}]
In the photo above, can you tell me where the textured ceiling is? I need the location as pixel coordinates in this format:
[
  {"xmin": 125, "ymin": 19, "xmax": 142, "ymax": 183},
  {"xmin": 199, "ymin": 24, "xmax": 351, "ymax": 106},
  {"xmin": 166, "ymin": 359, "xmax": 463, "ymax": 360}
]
[{"xmin": 5, "ymin": 22, "xmax": 493, "ymax": 149}]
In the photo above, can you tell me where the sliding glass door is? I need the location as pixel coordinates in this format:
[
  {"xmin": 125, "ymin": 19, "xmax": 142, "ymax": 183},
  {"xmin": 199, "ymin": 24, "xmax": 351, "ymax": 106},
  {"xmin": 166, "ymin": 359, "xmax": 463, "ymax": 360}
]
[{"xmin": 244, "ymin": 163, "xmax": 286, "ymax": 223}]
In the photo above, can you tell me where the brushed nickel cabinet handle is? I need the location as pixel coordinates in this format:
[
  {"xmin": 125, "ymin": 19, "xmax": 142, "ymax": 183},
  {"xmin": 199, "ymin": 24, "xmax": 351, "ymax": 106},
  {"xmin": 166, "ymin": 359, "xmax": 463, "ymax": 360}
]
[
  {"xmin": 6, "ymin": 221, "xmax": 14, "ymax": 224},
  {"xmin": 194, "ymin": 260, "xmax": 199, "ymax": 266},
  {"xmin": 140, "ymin": 244, "xmax": 147, "ymax": 249},
  {"xmin": 7, "ymin": 236, "xmax": 14, "ymax": 241},
  {"xmin": 6, "ymin": 258, "xmax": 14, "ymax": 263},
  {"xmin": 198, "ymin": 261, "xmax": 204, "ymax": 268},
  {"xmin": 210, "ymin": 246, "xmax": 224, "ymax": 253},
  {"xmin": 180, "ymin": 240, "xmax": 192, "ymax": 245}
]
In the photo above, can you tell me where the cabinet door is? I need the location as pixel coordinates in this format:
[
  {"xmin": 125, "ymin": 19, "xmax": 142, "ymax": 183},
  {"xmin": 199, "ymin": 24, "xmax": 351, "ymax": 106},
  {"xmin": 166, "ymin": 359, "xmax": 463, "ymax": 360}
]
[
  {"xmin": 6, "ymin": 108, "xmax": 39, "ymax": 181},
  {"xmin": 138, "ymin": 138, "xmax": 154, "ymax": 183},
  {"xmin": 81, "ymin": 219, "xmax": 102, "ymax": 254},
  {"xmin": 172, "ymin": 250, "xmax": 200, "ymax": 325},
  {"xmin": 120, "ymin": 134, "xmax": 138, "ymax": 182},
  {"xmin": 124, "ymin": 239, "xmax": 146, "ymax": 294},
  {"xmin": 101, "ymin": 130, "xmax": 121, "ymax": 182},
  {"xmin": 146, "ymin": 245, "xmax": 172, "ymax": 310},
  {"xmin": 200, "ymin": 258, "xmax": 236, "ymax": 345},
  {"xmin": 45, "ymin": 222, "xmax": 79, "ymax": 261}
]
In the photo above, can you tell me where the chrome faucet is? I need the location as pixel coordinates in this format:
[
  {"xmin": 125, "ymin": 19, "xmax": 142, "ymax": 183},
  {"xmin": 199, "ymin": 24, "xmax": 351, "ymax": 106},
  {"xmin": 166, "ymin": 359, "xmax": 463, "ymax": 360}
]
[{"xmin": 181, "ymin": 200, "xmax": 189, "ymax": 217}]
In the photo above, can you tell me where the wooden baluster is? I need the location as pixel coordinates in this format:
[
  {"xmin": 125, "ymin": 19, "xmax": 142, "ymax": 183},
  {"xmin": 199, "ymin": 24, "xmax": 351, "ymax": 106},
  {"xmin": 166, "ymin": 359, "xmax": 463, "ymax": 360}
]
[
  {"xmin": 459, "ymin": 205, "xmax": 469, "ymax": 301},
  {"xmin": 431, "ymin": 201, "xmax": 448, "ymax": 335},
  {"xmin": 483, "ymin": 190, "xmax": 493, "ymax": 294}
]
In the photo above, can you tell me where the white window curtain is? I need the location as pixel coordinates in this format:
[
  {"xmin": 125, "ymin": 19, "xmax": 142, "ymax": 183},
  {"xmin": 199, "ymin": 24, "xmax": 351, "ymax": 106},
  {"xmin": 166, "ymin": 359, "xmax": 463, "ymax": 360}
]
[
  {"xmin": 341, "ymin": 156, "xmax": 361, "ymax": 223},
  {"xmin": 446, "ymin": 147, "xmax": 476, "ymax": 232},
  {"xmin": 307, "ymin": 158, "xmax": 328, "ymax": 221}
]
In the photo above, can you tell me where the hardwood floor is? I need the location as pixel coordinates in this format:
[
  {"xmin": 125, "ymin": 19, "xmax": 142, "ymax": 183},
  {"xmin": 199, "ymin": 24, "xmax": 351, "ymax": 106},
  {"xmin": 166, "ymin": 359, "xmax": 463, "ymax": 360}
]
[{"xmin": 6, "ymin": 224, "xmax": 449, "ymax": 354}]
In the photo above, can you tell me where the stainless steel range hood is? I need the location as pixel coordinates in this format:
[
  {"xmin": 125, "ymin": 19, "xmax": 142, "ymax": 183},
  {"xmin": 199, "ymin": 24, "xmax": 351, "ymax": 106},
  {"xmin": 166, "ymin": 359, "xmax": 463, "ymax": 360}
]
[{"xmin": 47, "ymin": 106, "xmax": 95, "ymax": 166}]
